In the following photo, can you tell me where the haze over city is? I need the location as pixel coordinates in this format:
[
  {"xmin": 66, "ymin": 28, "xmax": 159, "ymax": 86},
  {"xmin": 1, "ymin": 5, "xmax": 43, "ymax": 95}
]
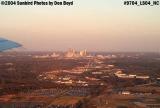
[{"xmin": 0, "ymin": 0, "xmax": 160, "ymax": 52}]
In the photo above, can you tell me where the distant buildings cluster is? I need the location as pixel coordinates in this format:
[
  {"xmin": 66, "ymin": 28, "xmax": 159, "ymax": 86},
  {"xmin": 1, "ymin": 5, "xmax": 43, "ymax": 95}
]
[
  {"xmin": 115, "ymin": 71, "xmax": 150, "ymax": 79},
  {"xmin": 32, "ymin": 49, "xmax": 121, "ymax": 60},
  {"xmin": 65, "ymin": 49, "xmax": 87, "ymax": 58},
  {"xmin": 33, "ymin": 49, "xmax": 88, "ymax": 58}
]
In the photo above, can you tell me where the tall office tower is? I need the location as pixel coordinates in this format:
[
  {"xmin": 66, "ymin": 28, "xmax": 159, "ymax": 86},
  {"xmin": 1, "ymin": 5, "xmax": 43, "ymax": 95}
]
[
  {"xmin": 65, "ymin": 48, "xmax": 76, "ymax": 57},
  {"xmin": 80, "ymin": 49, "xmax": 87, "ymax": 57}
]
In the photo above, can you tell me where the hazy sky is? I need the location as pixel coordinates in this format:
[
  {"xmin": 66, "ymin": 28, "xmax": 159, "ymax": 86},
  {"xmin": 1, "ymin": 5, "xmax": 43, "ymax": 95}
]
[{"xmin": 0, "ymin": 0, "xmax": 160, "ymax": 52}]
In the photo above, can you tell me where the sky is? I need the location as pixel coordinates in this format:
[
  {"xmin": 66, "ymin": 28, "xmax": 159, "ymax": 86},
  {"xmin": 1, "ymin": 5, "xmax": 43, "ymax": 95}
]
[{"xmin": 0, "ymin": 0, "xmax": 160, "ymax": 52}]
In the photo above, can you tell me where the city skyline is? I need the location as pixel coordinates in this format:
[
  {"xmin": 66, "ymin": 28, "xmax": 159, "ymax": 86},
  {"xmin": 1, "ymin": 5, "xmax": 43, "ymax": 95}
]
[{"xmin": 0, "ymin": 0, "xmax": 160, "ymax": 52}]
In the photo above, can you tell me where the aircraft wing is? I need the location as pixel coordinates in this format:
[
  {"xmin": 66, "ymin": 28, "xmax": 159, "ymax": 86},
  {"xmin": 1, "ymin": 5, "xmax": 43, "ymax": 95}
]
[{"xmin": 0, "ymin": 38, "xmax": 22, "ymax": 52}]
